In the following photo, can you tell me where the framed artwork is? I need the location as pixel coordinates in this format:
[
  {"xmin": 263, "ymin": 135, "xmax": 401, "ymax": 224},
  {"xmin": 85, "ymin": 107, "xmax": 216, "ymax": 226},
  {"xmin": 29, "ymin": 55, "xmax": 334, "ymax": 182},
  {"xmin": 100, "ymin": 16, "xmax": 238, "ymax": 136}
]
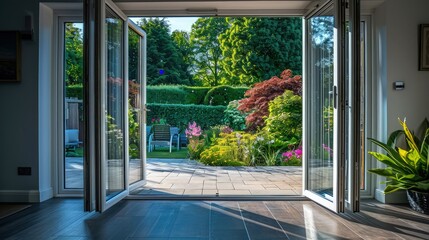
[
  {"xmin": 419, "ymin": 24, "xmax": 429, "ymax": 71},
  {"xmin": 0, "ymin": 31, "xmax": 21, "ymax": 82}
]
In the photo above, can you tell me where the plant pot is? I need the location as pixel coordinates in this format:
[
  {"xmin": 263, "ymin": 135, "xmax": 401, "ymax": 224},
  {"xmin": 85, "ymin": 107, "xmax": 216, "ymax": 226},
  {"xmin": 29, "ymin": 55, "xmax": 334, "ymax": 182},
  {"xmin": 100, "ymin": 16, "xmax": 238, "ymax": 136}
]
[{"xmin": 406, "ymin": 190, "xmax": 429, "ymax": 214}]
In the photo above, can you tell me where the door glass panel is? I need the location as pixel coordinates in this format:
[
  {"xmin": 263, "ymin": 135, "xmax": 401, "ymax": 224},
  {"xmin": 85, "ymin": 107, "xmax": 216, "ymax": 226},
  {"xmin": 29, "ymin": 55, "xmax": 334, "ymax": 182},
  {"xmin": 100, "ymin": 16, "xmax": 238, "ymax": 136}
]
[
  {"xmin": 360, "ymin": 21, "xmax": 366, "ymax": 190},
  {"xmin": 128, "ymin": 27, "xmax": 142, "ymax": 184},
  {"xmin": 105, "ymin": 7, "xmax": 125, "ymax": 200},
  {"xmin": 306, "ymin": 12, "xmax": 335, "ymax": 201},
  {"xmin": 64, "ymin": 22, "xmax": 84, "ymax": 189}
]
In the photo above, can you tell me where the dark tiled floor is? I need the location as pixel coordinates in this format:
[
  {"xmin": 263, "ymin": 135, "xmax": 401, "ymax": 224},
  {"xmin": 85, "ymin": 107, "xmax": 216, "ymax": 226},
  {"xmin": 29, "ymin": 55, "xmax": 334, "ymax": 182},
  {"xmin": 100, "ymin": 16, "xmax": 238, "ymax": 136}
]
[{"xmin": 0, "ymin": 198, "xmax": 428, "ymax": 239}]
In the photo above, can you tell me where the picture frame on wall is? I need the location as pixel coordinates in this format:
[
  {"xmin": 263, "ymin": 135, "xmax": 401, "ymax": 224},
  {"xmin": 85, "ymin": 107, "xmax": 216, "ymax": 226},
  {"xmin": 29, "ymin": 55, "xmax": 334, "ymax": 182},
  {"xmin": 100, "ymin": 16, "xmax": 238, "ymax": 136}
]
[
  {"xmin": 419, "ymin": 24, "xmax": 429, "ymax": 71},
  {"xmin": 0, "ymin": 31, "xmax": 21, "ymax": 82}
]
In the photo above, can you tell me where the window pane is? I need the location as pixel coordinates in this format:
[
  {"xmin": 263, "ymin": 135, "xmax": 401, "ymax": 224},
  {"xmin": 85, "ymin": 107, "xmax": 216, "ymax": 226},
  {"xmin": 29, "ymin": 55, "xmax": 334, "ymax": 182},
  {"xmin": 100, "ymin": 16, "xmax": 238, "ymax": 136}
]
[
  {"xmin": 306, "ymin": 14, "xmax": 335, "ymax": 201},
  {"xmin": 105, "ymin": 8, "xmax": 125, "ymax": 200},
  {"xmin": 64, "ymin": 22, "xmax": 84, "ymax": 189}
]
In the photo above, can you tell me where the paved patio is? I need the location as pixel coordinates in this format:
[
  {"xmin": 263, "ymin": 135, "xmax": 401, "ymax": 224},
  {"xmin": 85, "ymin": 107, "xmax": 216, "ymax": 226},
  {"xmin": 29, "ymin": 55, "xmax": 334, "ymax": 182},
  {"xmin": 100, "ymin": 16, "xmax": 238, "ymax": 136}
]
[{"xmin": 131, "ymin": 158, "xmax": 302, "ymax": 197}]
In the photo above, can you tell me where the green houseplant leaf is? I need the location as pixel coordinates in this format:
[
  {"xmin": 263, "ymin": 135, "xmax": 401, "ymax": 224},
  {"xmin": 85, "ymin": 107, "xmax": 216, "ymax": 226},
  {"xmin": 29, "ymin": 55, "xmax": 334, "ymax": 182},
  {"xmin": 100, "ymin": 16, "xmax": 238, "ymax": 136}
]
[{"xmin": 368, "ymin": 118, "xmax": 429, "ymax": 194}]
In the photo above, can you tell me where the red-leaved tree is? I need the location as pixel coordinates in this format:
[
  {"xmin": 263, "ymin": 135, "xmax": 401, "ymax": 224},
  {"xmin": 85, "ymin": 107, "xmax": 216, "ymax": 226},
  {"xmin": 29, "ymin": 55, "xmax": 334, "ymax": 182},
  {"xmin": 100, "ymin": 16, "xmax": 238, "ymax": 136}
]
[{"xmin": 238, "ymin": 69, "xmax": 302, "ymax": 132}]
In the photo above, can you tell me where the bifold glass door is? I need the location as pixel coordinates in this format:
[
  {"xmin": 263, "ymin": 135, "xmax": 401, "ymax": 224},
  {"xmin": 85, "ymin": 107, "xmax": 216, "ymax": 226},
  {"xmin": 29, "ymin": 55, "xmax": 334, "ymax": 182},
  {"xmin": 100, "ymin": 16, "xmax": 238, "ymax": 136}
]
[
  {"xmin": 84, "ymin": 0, "xmax": 146, "ymax": 212},
  {"xmin": 127, "ymin": 21, "xmax": 147, "ymax": 190},
  {"xmin": 303, "ymin": 0, "xmax": 360, "ymax": 213}
]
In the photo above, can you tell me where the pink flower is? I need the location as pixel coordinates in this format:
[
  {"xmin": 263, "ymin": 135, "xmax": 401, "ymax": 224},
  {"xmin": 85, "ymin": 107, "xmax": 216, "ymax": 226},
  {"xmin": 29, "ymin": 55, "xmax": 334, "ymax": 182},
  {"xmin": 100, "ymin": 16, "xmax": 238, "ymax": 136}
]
[
  {"xmin": 282, "ymin": 151, "xmax": 293, "ymax": 159},
  {"xmin": 185, "ymin": 121, "xmax": 202, "ymax": 138}
]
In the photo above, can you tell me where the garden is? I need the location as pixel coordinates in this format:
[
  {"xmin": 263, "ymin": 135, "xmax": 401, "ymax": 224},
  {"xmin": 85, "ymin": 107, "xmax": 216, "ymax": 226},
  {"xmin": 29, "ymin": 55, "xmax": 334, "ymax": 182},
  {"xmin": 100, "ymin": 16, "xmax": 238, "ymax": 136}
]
[
  {"xmin": 64, "ymin": 17, "xmax": 305, "ymax": 167},
  {"xmin": 146, "ymin": 69, "xmax": 303, "ymax": 167}
]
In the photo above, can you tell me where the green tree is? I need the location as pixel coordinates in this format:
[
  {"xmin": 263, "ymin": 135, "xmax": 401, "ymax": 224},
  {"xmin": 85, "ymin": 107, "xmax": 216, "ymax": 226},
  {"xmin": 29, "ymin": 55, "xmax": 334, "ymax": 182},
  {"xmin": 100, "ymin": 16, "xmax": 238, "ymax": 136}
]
[
  {"xmin": 65, "ymin": 23, "xmax": 83, "ymax": 86},
  {"xmin": 138, "ymin": 18, "xmax": 191, "ymax": 85},
  {"xmin": 128, "ymin": 27, "xmax": 140, "ymax": 81},
  {"xmin": 219, "ymin": 17, "xmax": 302, "ymax": 85},
  {"xmin": 190, "ymin": 17, "xmax": 229, "ymax": 86},
  {"xmin": 171, "ymin": 30, "xmax": 194, "ymax": 85}
]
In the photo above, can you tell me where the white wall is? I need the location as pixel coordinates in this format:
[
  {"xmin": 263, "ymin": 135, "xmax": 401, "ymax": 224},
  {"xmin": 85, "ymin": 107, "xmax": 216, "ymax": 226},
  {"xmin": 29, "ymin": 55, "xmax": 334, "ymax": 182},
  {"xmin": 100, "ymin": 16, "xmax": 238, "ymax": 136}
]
[
  {"xmin": 373, "ymin": 0, "xmax": 429, "ymax": 203},
  {"xmin": 385, "ymin": 0, "xmax": 429, "ymax": 131}
]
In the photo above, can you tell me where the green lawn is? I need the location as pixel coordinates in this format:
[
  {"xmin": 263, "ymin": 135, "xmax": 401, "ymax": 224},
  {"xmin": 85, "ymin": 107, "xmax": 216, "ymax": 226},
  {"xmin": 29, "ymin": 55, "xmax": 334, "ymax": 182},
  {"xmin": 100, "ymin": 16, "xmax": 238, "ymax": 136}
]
[
  {"xmin": 147, "ymin": 147, "xmax": 189, "ymax": 159},
  {"xmin": 65, "ymin": 146, "xmax": 189, "ymax": 159}
]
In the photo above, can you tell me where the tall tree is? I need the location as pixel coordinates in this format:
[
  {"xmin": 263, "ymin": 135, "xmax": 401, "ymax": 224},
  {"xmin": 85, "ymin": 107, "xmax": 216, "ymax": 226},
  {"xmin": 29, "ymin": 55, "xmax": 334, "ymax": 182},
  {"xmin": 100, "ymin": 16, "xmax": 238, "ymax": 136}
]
[
  {"xmin": 171, "ymin": 30, "xmax": 194, "ymax": 85},
  {"xmin": 64, "ymin": 23, "xmax": 83, "ymax": 86},
  {"xmin": 138, "ymin": 18, "xmax": 191, "ymax": 85},
  {"xmin": 219, "ymin": 17, "xmax": 302, "ymax": 85},
  {"xmin": 190, "ymin": 17, "xmax": 229, "ymax": 86}
]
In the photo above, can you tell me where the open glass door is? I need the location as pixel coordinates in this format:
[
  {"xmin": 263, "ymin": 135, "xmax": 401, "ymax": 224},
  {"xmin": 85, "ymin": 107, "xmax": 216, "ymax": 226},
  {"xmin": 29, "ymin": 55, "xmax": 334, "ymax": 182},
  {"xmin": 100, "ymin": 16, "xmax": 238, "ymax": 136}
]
[
  {"xmin": 84, "ymin": 0, "xmax": 146, "ymax": 212},
  {"xmin": 128, "ymin": 20, "xmax": 147, "ymax": 191},
  {"xmin": 303, "ymin": 0, "xmax": 360, "ymax": 213}
]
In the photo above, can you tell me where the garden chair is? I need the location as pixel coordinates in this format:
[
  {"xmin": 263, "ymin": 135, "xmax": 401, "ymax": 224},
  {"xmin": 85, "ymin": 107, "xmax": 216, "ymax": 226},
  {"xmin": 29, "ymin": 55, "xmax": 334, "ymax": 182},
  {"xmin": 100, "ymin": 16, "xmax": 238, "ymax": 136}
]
[
  {"xmin": 148, "ymin": 125, "xmax": 179, "ymax": 153},
  {"xmin": 65, "ymin": 129, "xmax": 82, "ymax": 151}
]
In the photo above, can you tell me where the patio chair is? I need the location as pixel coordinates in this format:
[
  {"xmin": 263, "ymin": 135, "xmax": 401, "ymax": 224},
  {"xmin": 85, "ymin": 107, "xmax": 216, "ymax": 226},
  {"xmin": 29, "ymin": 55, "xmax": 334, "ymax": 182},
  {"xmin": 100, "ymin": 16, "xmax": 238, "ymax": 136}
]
[
  {"xmin": 65, "ymin": 129, "xmax": 82, "ymax": 151},
  {"xmin": 148, "ymin": 124, "xmax": 179, "ymax": 153}
]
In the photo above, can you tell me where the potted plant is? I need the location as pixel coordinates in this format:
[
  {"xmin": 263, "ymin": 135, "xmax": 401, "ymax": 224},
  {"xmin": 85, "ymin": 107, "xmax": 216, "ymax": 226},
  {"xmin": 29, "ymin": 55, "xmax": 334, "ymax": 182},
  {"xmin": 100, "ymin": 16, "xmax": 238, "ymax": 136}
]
[{"xmin": 368, "ymin": 118, "xmax": 429, "ymax": 214}]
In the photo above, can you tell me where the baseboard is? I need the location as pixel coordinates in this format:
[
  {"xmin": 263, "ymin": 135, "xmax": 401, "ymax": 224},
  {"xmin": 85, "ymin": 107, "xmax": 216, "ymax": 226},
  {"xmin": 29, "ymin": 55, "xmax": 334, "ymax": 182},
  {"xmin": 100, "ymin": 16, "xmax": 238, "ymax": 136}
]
[
  {"xmin": 375, "ymin": 188, "xmax": 408, "ymax": 204},
  {"xmin": 39, "ymin": 187, "xmax": 54, "ymax": 202},
  {"xmin": 0, "ymin": 188, "xmax": 53, "ymax": 203}
]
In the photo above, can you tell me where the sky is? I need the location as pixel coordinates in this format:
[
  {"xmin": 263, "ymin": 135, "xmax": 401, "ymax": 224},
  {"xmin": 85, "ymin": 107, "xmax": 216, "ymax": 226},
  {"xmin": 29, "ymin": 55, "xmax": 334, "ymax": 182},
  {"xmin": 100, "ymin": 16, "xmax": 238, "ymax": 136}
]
[{"xmin": 130, "ymin": 17, "xmax": 198, "ymax": 33}]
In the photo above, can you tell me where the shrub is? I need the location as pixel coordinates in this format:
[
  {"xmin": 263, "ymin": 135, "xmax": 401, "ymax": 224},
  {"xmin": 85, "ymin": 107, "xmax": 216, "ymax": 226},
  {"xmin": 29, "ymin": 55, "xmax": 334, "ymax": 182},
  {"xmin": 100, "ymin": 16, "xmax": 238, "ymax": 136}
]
[
  {"xmin": 264, "ymin": 90, "xmax": 302, "ymax": 145},
  {"xmin": 222, "ymin": 100, "xmax": 247, "ymax": 131},
  {"xmin": 251, "ymin": 131, "xmax": 284, "ymax": 166},
  {"xmin": 203, "ymin": 85, "xmax": 248, "ymax": 106},
  {"xmin": 146, "ymin": 103, "xmax": 226, "ymax": 130},
  {"xmin": 147, "ymin": 85, "xmax": 188, "ymax": 104},
  {"xmin": 129, "ymin": 102, "xmax": 140, "ymax": 159},
  {"xmin": 200, "ymin": 132, "xmax": 255, "ymax": 166},
  {"xmin": 238, "ymin": 69, "xmax": 302, "ymax": 131}
]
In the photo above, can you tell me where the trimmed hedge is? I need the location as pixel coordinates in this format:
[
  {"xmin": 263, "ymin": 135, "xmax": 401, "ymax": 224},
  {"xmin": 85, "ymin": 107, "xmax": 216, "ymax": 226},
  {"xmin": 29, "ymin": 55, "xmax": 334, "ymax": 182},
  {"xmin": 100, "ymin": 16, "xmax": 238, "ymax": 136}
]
[
  {"xmin": 147, "ymin": 103, "xmax": 226, "ymax": 130},
  {"xmin": 147, "ymin": 85, "xmax": 188, "ymax": 104},
  {"xmin": 147, "ymin": 85, "xmax": 248, "ymax": 105},
  {"xmin": 182, "ymin": 86, "xmax": 211, "ymax": 105},
  {"xmin": 66, "ymin": 84, "xmax": 83, "ymax": 99},
  {"xmin": 203, "ymin": 85, "xmax": 248, "ymax": 106}
]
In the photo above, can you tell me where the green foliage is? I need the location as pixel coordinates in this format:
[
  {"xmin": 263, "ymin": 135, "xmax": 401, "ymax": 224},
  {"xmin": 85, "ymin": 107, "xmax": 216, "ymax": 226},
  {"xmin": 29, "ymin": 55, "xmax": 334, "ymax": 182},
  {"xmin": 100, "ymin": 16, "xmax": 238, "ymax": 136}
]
[
  {"xmin": 107, "ymin": 115, "xmax": 123, "ymax": 159},
  {"xmin": 222, "ymin": 100, "xmax": 247, "ymax": 131},
  {"xmin": 251, "ymin": 131, "xmax": 284, "ymax": 166},
  {"xmin": 147, "ymin": 103, "xmax": 226, "ymax": 130},
  {"xmin": 171, "ymin": 30, "xmax": 195, "ymax": 85},
  {"xmin": 264, "ymin": 90, "xmax": 302, "ymax": 145},
  {"xmin": 219, "ymin": 17, "xmax": 302, "ymax": 85},
  {"xmin": 147, "ymin": 85, "xmax": 188, "ymax": 104},
  {"xmin": 190, "ymin": 18, "xmax": 229, "ymax": 86},
  {"xmin": 368, "ymin": 118, "xmax": 429, "ymax": 194},
  {"xmin": 128, "ymin": 102, "xmax": 140, "ymax": 159},
  {"xmin": 138, "ymin": 18, "xmax": 192, "ymax": 85},
  {"xmin": 200, "ymin": 132, "xmax": 255, "ymax": 166},
  {"xmin": 147, "ymin": 148, "xmax": 189, "ymax": 159},
  {"xmin": 65, "ymin": 23, "xmax": 83, "ymax": 86},
  {"xmin": 128, "ymin": 28, "xmax": 140, "ymax": 81},
  {"xmin": 182, "ymin": 86, "xmax": 211, "ymax": 104},
  {"xmin": 66, "ymin": 84, "xmax": 83, "ymax": 99},
  {"xmin": 238, "ymin": 69, "xmax": 302, "ymax": 131},
  {"xmin": 203, "ymin": 85, "xmax": 248, "ymax": 106},
  {"xmin": 147, "ymin": 85, "xmax": 247, "ymax": 105}
]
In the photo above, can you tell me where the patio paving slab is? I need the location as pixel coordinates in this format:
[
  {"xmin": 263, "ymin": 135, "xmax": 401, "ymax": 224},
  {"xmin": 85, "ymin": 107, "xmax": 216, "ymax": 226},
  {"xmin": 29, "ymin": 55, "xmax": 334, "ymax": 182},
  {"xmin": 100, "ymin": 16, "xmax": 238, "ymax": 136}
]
[{"xmin": 131, "ymin": 158, "xmax": 302, "ymax": 197}]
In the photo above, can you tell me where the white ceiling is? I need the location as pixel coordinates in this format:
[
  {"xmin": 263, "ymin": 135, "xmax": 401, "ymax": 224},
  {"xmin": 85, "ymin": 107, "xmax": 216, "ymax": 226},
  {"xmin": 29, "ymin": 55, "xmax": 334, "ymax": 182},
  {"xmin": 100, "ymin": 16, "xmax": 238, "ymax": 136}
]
[{"xmin": 115, "ymin": 0, "xmax": 385, "ymax": 16}]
